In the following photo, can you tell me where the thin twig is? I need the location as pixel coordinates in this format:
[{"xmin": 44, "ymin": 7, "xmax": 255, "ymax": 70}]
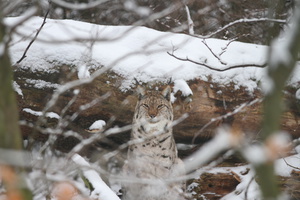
[
  {"xmin": 16, "ymin": 7, "xmax": 50, "ymax": 64},
  {"xmin": 202, "ymin": 39, "xmax": 227, "ymax": 65},
  {"xmin": 219, "ymin": 37, "xmax": 238, "ymax": 57},
  {"xmin": 103, "ymin": 113, "xmax": 189, "ymax": 161},
  {"xmin": 192, "ymin": 98, "xmax": 263, "ymax": 143},
  {"xmin": 167, "ymin": 51, "xmax": 267, "ymax": 72},
  {"xmin": 282, "ymin": 157, "xmax": 300, "ymax": 170},
  {"xmin": 192, "ymin": 18, "xmax": 286, "ymax": 39}
]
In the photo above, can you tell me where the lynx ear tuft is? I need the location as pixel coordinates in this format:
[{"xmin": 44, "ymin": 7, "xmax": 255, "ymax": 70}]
[
  {"xmin": 162, "ymin": 86, "xmax": 171, "ymax": 101},
  {"xmin": 136, "ymin": 85, "xmax": 146, "ymax": 100}
]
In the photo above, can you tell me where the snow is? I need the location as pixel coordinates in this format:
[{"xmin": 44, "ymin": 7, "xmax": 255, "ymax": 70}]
[
  {"xmin": 89, "ymin": 120, "xmax": 106, "ymax": 130},
  {"xmin": 124, "ymin": 1, "xmax": 151, "ymax": 17},
  {"xmin": 269, "ymin": 38, "xmax": 292, "ymax": 68},
  {"xmin": 77, "ymin": 65, "xmax": 91, "ymax": 79},
  {"xmin": 6, "ymin": 16, "xmax": 300, "ymax": 93},
  {"xmin": 260, "ymin": 74, "xmax": 274, "ymax": 94},
  {"xmin": 214, "ymin": 166, "xmax": 261, "ymax": 200},
  {"xmin": 185, "ymin": 125, "xmax": 300, "ymax": 200},
  {"xmin": 173, "ymin": 79, "xmax": 193, "ymax": 96},
  {"xmin": 13, "ymin": 81, "xmax": 23, "ymax": 97},
  {"xmin": 4, "ymin": 16, "xmax": 300, "ymax": 200},
  {"xmin": 184, "ymin": 126, "xmax": 241, "ymax": 173},
  {"xmin": 275, "ymin": 155, "xmax": 300, "ymax": 176},
  {"xmin": 25, "ymin": 79, "xmax": 60, "ymax": 89},
  {"xmin": 242, "ymin": 132, "xmax": 291, "ymax": 165},
  {"xmin": 176, "ymin": 143, "xmax": 197, "ymax": 151},
  {"xmin": 185, "ymin": 5, "xmax": 194, "ymax": 34},
  {"xmin": 71, "ymin": 154, "xmax": 120, "ymax": 200},
  {"xmin": 242, "ymin": 144, "xmax": 268, "ymax": 165},
  {"xmin": 23, "ymin": 108, "xmax": 60, "ymax": 119},
  {"xmin": 189, "ymin": 152, "xmax": 300, "ymax": 200}
]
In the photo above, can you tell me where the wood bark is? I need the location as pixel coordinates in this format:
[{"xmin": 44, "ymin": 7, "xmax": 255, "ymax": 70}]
[
  {"xmin": 14, "ymin": 66, "xmax": 300, "ymax": 146},
  {"xmin": 188, "ymin": 170, "xmax": 300, "ymax": 200},
  {"xmin": 256, "ymin": 1, "xmax": 300, "ymax": 199},
  {"xmin": 0, "ymin": 13, "xmax": 22, "ymax": 150}
]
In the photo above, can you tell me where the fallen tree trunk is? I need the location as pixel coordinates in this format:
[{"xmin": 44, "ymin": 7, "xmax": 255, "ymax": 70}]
[
  {"xmin": 14, "ymin": 65, "xmax": 300, "ymax": 199},
  {"xmin": 188, "ymin": 169, "xmax": 300, "ymax": 200},
  {"xmin": 14, "ymin": 65, "xmax": 300, "ymax": 148}
]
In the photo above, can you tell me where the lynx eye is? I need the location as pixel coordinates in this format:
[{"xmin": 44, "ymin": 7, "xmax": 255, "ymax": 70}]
[
  {"xmin": 157, "ymin": 104, "xmax": 164, "ymax": 109},
  {"xmin": 142, "ymin": 104, "xmax": 149, "ymax": 109}
]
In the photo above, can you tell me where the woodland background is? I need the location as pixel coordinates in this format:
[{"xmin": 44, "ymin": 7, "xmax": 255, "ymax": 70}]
[{"xmin": 1, "ymin": 0, "xmax": 300, "ymax": 200}]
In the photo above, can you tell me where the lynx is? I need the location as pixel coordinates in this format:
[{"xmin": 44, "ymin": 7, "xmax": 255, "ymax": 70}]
[{"xmin": 122, "ymin": 86, "xmax": 185, "ymax": 200}]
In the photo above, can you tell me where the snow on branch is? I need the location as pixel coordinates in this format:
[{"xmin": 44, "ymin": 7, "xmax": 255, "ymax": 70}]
[
  {"xmin": 68, "ymin": 125, "xmax": 132, "ymax": 157},
  {"xmin": 185, "ymin": 126, "xmax": 243, "ymax": 174},
  {"xmin": 195, "ymin": 18, "xmax": 286, "ymax": 39},
  {"xmin": 192, "ymin": 98, "xmax": 263, "ymax": 143},
  {"xmin": 72, "ymin": 154, "xmax": 120, "ymax": 200},
  {"xmin": 51, "ymin": 0, "xmax": 110, "ymax": 10},
  {"xmin": 185, "ymin": 5, "xmax": 194, "ymax": 35}
]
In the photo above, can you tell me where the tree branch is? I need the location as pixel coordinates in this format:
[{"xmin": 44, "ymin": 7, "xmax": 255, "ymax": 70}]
[
  {"xmin": 16, "ymin": 7, "xmax": 50, "ymax": 64},
  {"xmin": 282, "ymin": 157, "xmax": 300, "ymax": 170},
  {"xmin": 192, "ymin": 98, "xmax": 263, "ymax": 143},
  {"xmin": 202, "ymin": 39, "xmax": 227, "ymax": 65},
  {"xmin": 256, "ymin": 2, "xmax": 300, "ymax": 199},
  {"xmin": 51, "ymin": 0, "xmax": 110, "ymax": 10},
  {"xmin": 193, "ymin": 18, "xmax": 286, "ymax": 39},
  {"xmin": 185, "ymin": 5, "xmax": 194, "ymax": 35},
  {"xmin": 167, "ymin": 51, "xmax": 267, "ymax": 72}
]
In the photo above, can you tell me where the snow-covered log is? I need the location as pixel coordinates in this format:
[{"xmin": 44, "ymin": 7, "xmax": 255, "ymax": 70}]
[
  {"xmin": 7, "ymin": 16, "xmax": 300, "ymax": 200},
  {"xmin": 8, "ymin": 17, "xmax": 299, "ymax": 151},
  {"xmin": 15, "ymin": 66, "xmax": 300, "ymax": 151}
]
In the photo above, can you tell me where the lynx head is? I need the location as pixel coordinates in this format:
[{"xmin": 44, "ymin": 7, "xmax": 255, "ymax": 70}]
[{"xmin": 134, "ymin": 86, "xmax": 173, "ymax": 124}]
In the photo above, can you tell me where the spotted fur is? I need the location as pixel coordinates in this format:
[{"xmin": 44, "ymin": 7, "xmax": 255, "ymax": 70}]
[{"xmin": 122, "ymin": 86, "xmax": 185, "ymax": 200}]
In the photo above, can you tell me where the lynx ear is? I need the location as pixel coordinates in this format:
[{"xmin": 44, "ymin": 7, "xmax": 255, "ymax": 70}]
[
  {"xmin": 161, "ymin": 86, "xmax": 171, "ymax": 101},
  {"xmin": 136, "ymin": 85, "xmax": 146, "ymax": 100}
]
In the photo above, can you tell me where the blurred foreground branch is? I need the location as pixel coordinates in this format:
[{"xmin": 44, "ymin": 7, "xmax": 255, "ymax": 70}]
[{"xmin": 257, "ymin": 1, "xmax": 300, "ymax": 199}]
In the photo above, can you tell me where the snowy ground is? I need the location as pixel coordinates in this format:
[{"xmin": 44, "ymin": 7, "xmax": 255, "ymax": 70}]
[
  {"xmin": 4, "ymin": 16, "xmax": 300, "ymax": 200},
  {"xmin": 6, "ymin": 16, "xmax": 300, "ymax": 94}
]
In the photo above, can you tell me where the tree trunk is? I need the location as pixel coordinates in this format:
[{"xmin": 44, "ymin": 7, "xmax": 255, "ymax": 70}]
[{"xmin": 0, "ymin": 11, "xmax": 22, "ymax": 150}]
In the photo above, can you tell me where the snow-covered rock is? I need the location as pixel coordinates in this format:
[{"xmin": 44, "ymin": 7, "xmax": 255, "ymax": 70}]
[{"xmin": 89, "ymin": 120, "xmax": 106, "ymax": 130}]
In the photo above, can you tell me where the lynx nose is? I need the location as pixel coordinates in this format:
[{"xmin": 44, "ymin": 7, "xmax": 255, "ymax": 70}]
[
  {"xmin": 149, "ymin": 114, "xmax": 156, "ymax": 118},
  {"xmin": 148, "ymin": 109, "xmax": 157, "ymax": 119}
]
